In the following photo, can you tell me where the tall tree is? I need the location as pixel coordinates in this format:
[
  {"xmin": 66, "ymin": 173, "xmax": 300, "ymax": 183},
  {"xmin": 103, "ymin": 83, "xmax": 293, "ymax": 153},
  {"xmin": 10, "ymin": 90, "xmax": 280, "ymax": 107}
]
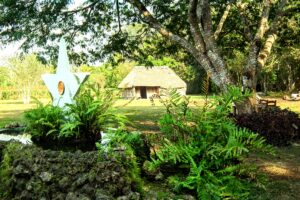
[
  {"xmin": 0, "ymin": 0, "xmax": 294, "ymax": 93},
  {"xmin": 8, "ymin": 54, "xmax": 49, "ymax": 104}
]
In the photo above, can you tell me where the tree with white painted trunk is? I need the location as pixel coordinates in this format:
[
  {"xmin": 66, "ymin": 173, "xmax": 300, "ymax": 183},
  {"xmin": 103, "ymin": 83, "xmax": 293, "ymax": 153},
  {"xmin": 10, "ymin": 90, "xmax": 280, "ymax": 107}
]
[{"xmin": 8, "ymin": 54, "xmax": 49, "ymax": 104}]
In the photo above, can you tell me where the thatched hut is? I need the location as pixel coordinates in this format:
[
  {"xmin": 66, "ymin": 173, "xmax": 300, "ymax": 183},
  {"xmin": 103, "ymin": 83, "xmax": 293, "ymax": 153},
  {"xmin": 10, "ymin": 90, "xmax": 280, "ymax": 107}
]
[{"xmin": 118, "ymin": 66, "xmax": 187, "ymax": 99}]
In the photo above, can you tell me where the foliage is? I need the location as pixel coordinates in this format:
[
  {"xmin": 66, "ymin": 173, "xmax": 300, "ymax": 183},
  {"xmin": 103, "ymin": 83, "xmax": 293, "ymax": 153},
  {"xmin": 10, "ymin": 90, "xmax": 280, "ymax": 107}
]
[
  {"xmin": 0, "ymin": 1, "xmax": 297, "ymax": 93},
  {"xmin": 23, "ymin": 84, "xmax": 127, "ymax": 150},
  {"xmin": 23, "ymin": 101, "xmax": 64, "ymax": 140},
  {"xmin": 142, "ymin": 55, "xmax": 203, "ymax": 94},
  {"xmin": 234, "ymin": 107, "xmax": 300, "ymax": 146},
  {"xmin": 0, "ymin": 67, "xmax": 10, "ymax": 87},
  {"xmin": 271, "ymin": 46, "xmax": 300, "ymax": 92},
  {"xmin": 120, "ymin": 24, "xmax": 205, "ymax": 94},
  {"xmin": 150, "ymin": 87, "xmax": 272, "ymax": 199},
  {"xmin": 61, "ymin": 84, "xmax": 127, "ymax": 142},
  {"xmin": 78, "ymin": 60, "xmax": 135, "ymax": 89},
  {"xmin": 97, "ymin": 130, "xmax": 145, "ymax": 193},
  {"xmin": 100, "ymin": 58, "xmax": 135, "ymax": 89},
  {"xmin": 102, "ymin": 130, "xmax": 151, "ymax": 165},
  {"xmin": 0, "ymin": 143, "xmax": 22, "ymax": 199},
  {"xmin": 225, "ymin": 49, "xmax": 246, "ymax": 86},
  {"xmin": 7, "ymin": 54, "xmax": 51, "ymax": 104}
]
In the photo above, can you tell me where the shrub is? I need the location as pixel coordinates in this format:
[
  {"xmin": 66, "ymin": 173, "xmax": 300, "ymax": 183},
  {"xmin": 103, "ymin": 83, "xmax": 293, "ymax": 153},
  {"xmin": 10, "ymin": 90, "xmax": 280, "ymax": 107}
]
[
  {"xmin": 234, "ymin": 107, "xmax": 300, "ymax": 146},
  {"xmin": 101, "ymin": 130, "xmax": 151, "ymax": 165},
  {"xmin": 149, "ymin": 87, "xmax": 272, "ymax": 199},
  {"xmin": 97, "ymin": 130, "xmax": 146, "ymax": 193},
  {"xmin": 60, "ymin": 85, "xmax": 127, "ymax": 147},
  {"xmin": 0, "ymin": 143, "xmax": 22, "ymax": 199},
  {"xmin": 23, "ymin": 84, "xmax": 127, "ymax": 151},
  {"xmin": 23, "ymin": 102, "xmax": 64, "ymax": 142}
]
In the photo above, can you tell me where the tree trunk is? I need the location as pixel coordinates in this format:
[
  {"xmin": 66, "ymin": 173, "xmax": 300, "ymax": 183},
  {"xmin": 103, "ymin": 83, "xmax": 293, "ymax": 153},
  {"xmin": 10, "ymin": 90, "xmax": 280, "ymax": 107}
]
[
  {"xmin": 128, "ymin": 0, "xmax": 288, "ymax": 114},
  {"xmin": 258, "ymin": 34, "xmax": 277, "ymax": 68},
  {"xmin": 263, "ymin": 74, "xmax": 268, "ymax": 94},
  {"xmin": 22, "ymin": 86, "xmax": 31, "ymax": 104},
  {"xmin": 287, "ymin": 64, "xmax": 295, "ymax": 93},
  {"xmin": 234, "ymin": 93, "xmax": 258, "ymax": 115},
  {"xmin": 128, "ymin": 0, "xmax": 232, "ymax": 92}
]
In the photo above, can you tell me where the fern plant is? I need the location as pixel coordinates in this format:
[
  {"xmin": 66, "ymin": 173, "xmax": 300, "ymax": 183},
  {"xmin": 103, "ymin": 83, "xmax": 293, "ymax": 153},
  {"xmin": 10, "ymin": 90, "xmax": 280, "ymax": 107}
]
[
  {"xmin": 23, "ymin": 100, "xmax": 64, "ymax": 141},
  {"xmin": 151, "ymin": 86, "xmax": 272, "ymax": 199},
  {"xmin": 23, "ymin": 84, "xmax": 127, "ymax": 150},
  {"xmin": 61, "ymin": 86, "xmax": 126, "ymax": 140}
]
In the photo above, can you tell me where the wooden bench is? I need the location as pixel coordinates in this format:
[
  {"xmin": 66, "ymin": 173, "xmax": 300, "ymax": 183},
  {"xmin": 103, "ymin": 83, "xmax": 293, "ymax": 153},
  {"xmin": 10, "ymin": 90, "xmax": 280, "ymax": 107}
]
[
  {"xmin": 256, "ymin": 94, "xmax": 277, "ymax": 109},
  {"xmin": 232, "ymin": 94, "xmax": 277, "ymax": 115}
]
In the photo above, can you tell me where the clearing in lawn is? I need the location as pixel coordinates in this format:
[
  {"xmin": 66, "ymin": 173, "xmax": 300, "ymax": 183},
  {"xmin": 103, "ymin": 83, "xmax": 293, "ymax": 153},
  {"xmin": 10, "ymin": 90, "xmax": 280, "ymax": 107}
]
[{"xmin": 0, "ymin": 96, "xmax": 300, "ymax": 199}]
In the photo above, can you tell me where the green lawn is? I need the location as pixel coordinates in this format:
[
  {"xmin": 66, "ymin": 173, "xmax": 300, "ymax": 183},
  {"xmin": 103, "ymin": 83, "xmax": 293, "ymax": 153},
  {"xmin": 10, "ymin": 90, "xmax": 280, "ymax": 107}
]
[
  {"xmin": 0, "ymin": 99, "xmax": 50, "ymax": 127},
  {"xmin": 1, "ymin": 96, "xmax": 299, "ymax": 128}
]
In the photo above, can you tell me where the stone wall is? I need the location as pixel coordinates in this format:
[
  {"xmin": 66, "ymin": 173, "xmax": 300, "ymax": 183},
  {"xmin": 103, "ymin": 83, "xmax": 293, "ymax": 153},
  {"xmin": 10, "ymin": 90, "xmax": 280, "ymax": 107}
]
[
  {"xmin": 0, "ymin": 142, "xmax": 141, "ymax": 200},
  {"xmin": 0, "ymin": 141, "xmax": 6, "ymax": 162}
]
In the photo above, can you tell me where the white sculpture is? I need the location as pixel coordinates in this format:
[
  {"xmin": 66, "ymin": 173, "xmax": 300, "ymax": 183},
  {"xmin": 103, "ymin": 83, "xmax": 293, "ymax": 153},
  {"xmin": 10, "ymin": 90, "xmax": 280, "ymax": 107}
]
[{"xmin": 42, "ymin": 38, "xmax": 89, "ymax": 107}]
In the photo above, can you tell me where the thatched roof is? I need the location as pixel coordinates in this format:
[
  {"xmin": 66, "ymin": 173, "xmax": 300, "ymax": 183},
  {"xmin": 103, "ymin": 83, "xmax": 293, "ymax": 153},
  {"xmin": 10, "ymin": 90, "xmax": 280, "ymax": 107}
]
[{"xmin": 118, "ymin": 66, "xmax": 187, "ymax": 89}]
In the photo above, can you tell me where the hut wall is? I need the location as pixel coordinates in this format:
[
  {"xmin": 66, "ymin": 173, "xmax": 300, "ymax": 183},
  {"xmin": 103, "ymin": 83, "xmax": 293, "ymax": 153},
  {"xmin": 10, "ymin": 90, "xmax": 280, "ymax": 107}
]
[
  {"xmin": 177, "ymin": 88, "xmax": 187, "ymax": 95},
  {"xmin": 146, "ymin": 87, "xmax": 159, "ymax": 98},
  {"xmin": 135, "ymin": 87, "xmax": 141, "ymax": 98},
  {"xmin": 160, "ymin": 87, "xmax": 187, "ymax": 96},
  {"xmin": 122, "ymin": 88, "xmax": 135, "ymax": 98},
  {"xmin": 121, "ymin": 86, "xmax": 185, "ymax": 99}
]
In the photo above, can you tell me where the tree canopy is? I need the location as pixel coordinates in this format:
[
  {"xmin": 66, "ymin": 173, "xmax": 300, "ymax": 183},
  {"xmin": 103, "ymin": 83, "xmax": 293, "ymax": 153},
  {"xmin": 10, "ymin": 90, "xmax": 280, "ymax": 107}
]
[{"xmin": 0, "ymin": 0, "xmax": 299, "ymax": 91}]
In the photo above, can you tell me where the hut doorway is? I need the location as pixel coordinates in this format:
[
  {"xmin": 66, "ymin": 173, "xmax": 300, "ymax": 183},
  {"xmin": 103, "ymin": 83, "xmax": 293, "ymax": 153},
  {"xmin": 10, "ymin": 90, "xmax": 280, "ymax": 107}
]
[{"xmin": 140, "ymin": 87, "xmax": 147, "ymax": 99}]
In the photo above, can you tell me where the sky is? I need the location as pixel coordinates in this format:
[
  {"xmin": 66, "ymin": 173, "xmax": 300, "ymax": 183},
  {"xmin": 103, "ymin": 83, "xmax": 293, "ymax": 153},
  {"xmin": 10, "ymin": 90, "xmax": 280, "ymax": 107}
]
[
  {"xmin": 0, "ymin": 42, "xmax": 22, "ymax": 66},
  {"xmin": 0, "ymin": 0, "xmax": 86, "ymax": 66}
]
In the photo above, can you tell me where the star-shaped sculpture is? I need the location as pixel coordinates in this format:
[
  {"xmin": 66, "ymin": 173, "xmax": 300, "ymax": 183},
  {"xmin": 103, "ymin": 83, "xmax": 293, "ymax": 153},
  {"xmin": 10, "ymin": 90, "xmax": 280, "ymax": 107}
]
[{"xmin": 42, "ymin": 38, "xmax": 89, "ymax": 108}]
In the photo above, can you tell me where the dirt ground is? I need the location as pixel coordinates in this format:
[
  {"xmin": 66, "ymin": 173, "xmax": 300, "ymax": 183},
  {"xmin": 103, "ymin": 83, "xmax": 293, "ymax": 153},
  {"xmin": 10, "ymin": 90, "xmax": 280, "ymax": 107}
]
[{"xmin": 248, "ymin": 141, "xmax": 300, "ymax": 200}]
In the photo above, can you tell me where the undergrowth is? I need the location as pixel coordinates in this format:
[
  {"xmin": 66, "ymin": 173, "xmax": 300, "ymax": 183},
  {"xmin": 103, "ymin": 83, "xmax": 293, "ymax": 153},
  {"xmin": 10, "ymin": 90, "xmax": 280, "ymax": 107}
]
[
  {"xmin": 23, "ymin": 84, "xmax": 127, "ymax": 150},
  {"xmin": 0, "ymin": 143, "xmax": 23, "ymax": 199},
  {"xmin": 149, "ymin": 87, "xmax": 272, "ymax": 199},
  {"xmin": 97, "ymin": 130, "xmax": 148, "ymax": 193},
  {"xmin": 234, "ymin": 107, "xmax": 300, "ymax": 146}
]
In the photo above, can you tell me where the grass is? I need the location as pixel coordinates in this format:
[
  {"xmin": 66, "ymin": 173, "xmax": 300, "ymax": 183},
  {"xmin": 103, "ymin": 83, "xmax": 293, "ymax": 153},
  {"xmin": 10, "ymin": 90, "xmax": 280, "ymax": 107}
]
[
  {"xmin": 0, "ymin": 99, "xmax": 50, "ymax": 127},
  {"xmin": 115, "ymin": 97, "xmax": 207, "ymax": 132},
  {"xmin": 249, "ymin": 141, "xmax": 300, "ymax": 200},
  {"xmin": 0, "ymin": 96, "xmax": 300, "ymax": 198}
]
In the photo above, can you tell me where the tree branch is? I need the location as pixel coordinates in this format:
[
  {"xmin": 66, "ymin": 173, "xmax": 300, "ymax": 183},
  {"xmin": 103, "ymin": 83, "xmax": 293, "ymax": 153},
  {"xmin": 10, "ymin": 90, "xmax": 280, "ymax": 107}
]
[
  {"xmin": 241, "ymin": 0, "xmax": 287, "ymax": 77},
  {"xmin": 127, "ymin": 0, "xmax": 231, "ymax": 90},
  {"xmin": 245, "ymin": 0, "xmax": 271, "ymax": 72},
  {"xmin": 201, "ymin": 0, "xmax": 213, "ymax": 38},
  {"xmin": 257, "ymin": 34, "xmax": 277, "ymax": 67},
  {"xmin": 62, "ymin": 2, "xmax": 98, "ymax": 15},
  {"xmin": 254, "ymin": 0, "xmax": 271, "ymax": 42},
  {"xmin": 257, "ymin": 0, "xmax": 288, "ymax": 68},
  {"xmin": 126, "ymin": 0, "xmax": 198, "ymax": 57},
  {"xmin": 200, "ymin": 1, "xmax": 229, "ymax": 81},
  {"xmin": 188, "ymin": 0, "xmax": 205, "ymax": 52},
  {"xmin": 116, "ymin": 0, "xmax": 122, "ymax": 33},
  {"xmin": 196, "ymin": 0, "xmax": 205, "ymax": 33},
  {"xmin": 214, "ymin": 3, "xmax": 232, "ymax": 40}
]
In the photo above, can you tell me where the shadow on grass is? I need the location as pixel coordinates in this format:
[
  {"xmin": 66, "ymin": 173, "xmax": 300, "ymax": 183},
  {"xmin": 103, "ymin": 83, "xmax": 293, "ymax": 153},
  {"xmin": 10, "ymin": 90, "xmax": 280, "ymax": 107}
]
[{"xmin": 249, "ymin": 141, "xmax": 300, "ymax": 200}]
